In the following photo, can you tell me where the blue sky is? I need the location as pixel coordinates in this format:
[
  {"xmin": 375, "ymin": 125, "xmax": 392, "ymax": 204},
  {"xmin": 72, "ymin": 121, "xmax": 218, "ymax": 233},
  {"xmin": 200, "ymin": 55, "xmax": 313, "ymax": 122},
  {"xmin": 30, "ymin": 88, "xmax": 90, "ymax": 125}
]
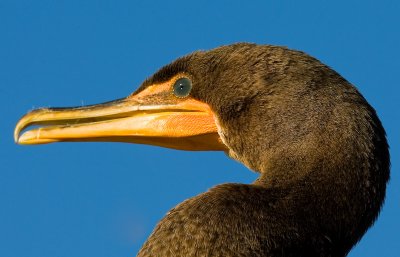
[{"xmin": 1, "ymin": 1, "xmax": 399, "ymax": 256}]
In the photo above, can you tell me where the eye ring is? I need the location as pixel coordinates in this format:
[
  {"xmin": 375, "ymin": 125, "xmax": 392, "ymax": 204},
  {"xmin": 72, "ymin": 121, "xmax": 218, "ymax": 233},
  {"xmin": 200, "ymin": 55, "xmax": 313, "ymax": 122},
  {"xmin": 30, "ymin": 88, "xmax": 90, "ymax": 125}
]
[{"xmin": 172, "ymin": 77, "xmax": 192, "ymax": 98}]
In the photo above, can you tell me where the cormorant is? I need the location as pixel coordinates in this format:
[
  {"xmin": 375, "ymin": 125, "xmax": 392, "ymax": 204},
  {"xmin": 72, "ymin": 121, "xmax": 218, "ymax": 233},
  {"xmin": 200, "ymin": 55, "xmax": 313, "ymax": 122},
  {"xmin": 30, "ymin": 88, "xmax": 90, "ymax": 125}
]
[{"xmin": 15, "ymin": 43, "xmax": 390, "ymax": 257}]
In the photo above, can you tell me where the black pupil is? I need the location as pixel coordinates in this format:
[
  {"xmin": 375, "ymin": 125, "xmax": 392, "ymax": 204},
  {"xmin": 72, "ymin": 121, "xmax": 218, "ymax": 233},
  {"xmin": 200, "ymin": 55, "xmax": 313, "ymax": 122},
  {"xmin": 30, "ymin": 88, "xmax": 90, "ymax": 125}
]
[{"xmin": 173, "ymin": 78, "xmax": 192, "ymax": 97}]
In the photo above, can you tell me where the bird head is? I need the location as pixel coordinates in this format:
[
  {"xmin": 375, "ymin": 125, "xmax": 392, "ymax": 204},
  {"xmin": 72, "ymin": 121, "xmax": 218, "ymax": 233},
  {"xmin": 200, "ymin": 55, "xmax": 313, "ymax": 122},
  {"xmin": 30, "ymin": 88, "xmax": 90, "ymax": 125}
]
[{"xmin": 14, "ymin": 43, "xmax": 388, "ymax": 184}]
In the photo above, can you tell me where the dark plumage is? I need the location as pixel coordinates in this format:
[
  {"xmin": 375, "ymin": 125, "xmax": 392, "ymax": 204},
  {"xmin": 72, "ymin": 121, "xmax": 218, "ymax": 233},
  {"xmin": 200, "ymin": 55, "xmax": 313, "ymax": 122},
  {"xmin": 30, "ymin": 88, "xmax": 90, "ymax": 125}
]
[
  {"xmin": 136, "ymin": 44, "xmax": 389, "ymax": 257},
  {"xmin": 15, "ymin": 43, "xmax": 390, "ymax": 257}
]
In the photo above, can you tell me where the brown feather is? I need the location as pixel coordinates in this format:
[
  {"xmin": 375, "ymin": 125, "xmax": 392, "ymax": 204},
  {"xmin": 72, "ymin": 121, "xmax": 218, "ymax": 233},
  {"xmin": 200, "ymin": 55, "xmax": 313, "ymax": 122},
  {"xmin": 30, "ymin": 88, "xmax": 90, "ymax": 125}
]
[{"xmin": 137, "ymin": 43, "xmax": 389, "ymax": 257}]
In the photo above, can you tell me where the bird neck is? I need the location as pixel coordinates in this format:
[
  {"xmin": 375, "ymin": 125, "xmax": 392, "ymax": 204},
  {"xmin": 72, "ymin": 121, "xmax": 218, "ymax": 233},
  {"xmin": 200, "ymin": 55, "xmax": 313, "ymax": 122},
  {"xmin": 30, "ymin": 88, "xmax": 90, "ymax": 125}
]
[{"xmin": 248, "ymin": 137, "xmax": 388, "ymax": 256}]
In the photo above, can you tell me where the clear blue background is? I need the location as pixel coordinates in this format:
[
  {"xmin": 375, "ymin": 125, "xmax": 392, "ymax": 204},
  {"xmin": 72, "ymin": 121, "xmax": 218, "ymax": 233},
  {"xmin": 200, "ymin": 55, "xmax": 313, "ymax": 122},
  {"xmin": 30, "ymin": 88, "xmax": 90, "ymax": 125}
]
[{"xmin": 1, "ymin": 1, "xmax": 399, "ymax": 256}]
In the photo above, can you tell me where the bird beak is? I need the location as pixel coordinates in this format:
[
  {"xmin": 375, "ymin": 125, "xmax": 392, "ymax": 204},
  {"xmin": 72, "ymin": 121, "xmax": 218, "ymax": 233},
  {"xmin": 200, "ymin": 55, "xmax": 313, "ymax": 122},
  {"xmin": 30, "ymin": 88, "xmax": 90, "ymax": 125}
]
[{"xmin": 14, "ymin": 78, "xmax": 227, "ymax": 151}]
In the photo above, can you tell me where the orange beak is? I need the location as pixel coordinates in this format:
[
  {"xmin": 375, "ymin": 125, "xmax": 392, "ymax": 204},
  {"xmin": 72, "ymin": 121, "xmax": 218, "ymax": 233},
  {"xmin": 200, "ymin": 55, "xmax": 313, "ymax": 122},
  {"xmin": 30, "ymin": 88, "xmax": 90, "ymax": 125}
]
[{"xmin": 14, "ymin": 77, "xmax": 227, "ymax": 151}]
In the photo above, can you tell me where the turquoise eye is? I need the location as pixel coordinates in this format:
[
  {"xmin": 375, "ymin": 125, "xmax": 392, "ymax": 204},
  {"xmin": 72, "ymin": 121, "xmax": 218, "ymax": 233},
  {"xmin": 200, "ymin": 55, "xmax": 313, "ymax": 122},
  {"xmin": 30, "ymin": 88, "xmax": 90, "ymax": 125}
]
[{"xmin": 173, "ymin": 77, "xmax": 192, "ymax": 98}]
